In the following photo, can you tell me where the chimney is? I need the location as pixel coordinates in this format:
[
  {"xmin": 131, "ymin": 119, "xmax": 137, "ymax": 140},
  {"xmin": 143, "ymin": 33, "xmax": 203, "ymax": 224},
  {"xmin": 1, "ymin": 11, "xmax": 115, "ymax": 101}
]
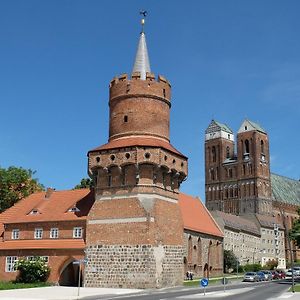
[{"xmin": 45, "ymin": 187, "xmax": 55, "ymax": 199}]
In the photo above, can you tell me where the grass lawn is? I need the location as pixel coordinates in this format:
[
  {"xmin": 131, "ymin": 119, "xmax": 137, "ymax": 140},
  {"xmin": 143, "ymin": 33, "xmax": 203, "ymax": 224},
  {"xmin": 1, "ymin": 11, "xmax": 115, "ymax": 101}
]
[
  {"xmin": 289, "ymin": 284, "xmax": 300, "ymax": 292},
  {"xmin": 0, "ymin": 281, "xmax": 50, "ymax": 290}
]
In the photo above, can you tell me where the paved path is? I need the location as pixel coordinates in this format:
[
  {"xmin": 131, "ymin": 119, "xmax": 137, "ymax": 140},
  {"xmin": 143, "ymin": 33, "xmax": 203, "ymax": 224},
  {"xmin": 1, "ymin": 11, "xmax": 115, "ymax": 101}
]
[{"xmin": 0, "ymin": 286, "xmax": 142, "ymax": 300}]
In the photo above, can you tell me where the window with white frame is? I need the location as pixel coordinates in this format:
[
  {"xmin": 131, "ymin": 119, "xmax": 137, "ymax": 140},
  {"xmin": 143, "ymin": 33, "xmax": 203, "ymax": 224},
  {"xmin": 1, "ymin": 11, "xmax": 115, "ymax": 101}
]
[
  {"xmin": 26, "ymin": 256, "xmax": 49, "ymax": 264},
  {"xmin": 34, "ymin": 228, "xmax": 43, "ymax": 239},
  {"xmin": 12, "ymin": 229, "xmax": 20, "ymax": 240},
  {"xmin": 50, "ymin": 228, "xmax": 59, "ymax": 239},
  {"xmin": 5, "ymin": 256, "xmax": 18, "ymax": 272},
  {"xmin": 73, "ymin": 227, "xmax": 83, "ymax": 238}
]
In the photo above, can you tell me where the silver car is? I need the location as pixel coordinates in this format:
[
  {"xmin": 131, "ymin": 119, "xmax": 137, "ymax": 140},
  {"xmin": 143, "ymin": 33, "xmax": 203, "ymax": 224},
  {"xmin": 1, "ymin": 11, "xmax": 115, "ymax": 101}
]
[
  {"xmin": 243, "ymin": 272, "xmax": 259, "ymax": 282},
  {"xmin": 261, "ymin": 270, "xmax": 273, "ymax": 281}
]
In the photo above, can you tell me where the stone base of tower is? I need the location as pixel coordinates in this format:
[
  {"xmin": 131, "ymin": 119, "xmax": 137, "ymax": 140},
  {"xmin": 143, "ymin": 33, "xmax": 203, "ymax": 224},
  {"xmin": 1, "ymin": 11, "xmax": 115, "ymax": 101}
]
[{"xmin": 84, "ymin": 244, "xmax": 184, "ymax": 289}]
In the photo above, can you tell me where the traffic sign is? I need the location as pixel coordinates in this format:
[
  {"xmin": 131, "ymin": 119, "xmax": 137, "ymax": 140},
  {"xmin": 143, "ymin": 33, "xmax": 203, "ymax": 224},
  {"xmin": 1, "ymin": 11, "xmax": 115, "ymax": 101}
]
[{"xmin": 200, "ymin": 278, "xmax": 209, "ymax": 287}]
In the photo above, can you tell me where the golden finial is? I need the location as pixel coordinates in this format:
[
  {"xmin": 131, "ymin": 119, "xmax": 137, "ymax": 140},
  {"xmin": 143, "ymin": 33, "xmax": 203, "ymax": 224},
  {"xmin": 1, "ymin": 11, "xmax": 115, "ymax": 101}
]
[{"xmin": 140, "ymin": 10, "xmax": 147, "ymax": 33}]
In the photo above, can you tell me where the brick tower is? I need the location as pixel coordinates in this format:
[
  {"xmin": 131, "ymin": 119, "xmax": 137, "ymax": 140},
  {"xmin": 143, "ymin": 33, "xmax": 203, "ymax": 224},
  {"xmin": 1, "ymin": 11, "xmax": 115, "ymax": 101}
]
[
  {"xmin": 204, "ymin": 120, "xmax": 237, "ymax": 213},
  {"xmin": 205, "ymin": 119, "xmax": 272, "ymax": 215},
  {"xmin": 236, "ymin": 120, "xmax": 272, "ymax": 215},
  {"xmin": 84, "ymin": 18, "xmax": 188, "ymax": 289}
]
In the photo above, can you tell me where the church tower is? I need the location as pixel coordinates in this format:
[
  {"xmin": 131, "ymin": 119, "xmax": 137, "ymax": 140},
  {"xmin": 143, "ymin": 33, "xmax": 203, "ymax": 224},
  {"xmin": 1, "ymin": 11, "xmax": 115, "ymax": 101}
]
[
  {"xmin": 84, "ymin": 17, "xmax": 188, "ymax": 289},
  {"xmin": 204, "ymin": 120, "xmax": 238, "ymax": 213},
  {"xmin": 205, "ymin": 119, "xmax": 272, "ymax": 216},
  {"xmin": 237, "ymin": 119, "xmax": 272, "ymax": 215}
]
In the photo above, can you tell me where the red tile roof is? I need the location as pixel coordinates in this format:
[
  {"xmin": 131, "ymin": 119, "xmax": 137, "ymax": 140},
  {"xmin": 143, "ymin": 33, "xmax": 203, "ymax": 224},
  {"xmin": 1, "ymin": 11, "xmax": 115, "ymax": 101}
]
[
  {"xmin": 178, "ymin": 193, "xmax": 223, "ymax": 238},
  {"xmin": 0, "ymin": 190, "xmax": 222, "ymax": 251},
  {"xmin": 0, "ymin": 239, "xmax": 85, "ymax": 250},
  {"xmin": 88, "ymin": 137, "xmax": 187, "ymax": 158},
  {"xmin": 0, "ymin": 189, "xmax": 94, "ymax": 225}
]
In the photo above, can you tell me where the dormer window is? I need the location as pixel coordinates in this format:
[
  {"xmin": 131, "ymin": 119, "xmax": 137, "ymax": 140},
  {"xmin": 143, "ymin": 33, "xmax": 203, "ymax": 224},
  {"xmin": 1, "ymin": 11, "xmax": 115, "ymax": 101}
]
[
  {"xmin": 68, "ymin": 207, "xmax": 80, "ymax": 212},
  {"xmin": 29, "ymin": 209, "xmax": 40, "ymax": 215}
]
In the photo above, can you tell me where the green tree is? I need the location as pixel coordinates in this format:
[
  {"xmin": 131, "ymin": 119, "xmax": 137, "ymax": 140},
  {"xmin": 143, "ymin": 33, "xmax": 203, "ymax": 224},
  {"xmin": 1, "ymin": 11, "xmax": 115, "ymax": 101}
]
[
  {"xmin": 224, "ymin": 250, "xmax": 238, "ymax": 273},
  {"xmin": 289, "ymin": 208, "xmax": 300, "ymax": 246},
  {"xmin": 73, "ymin": 178, "xmax": 94, "ymax": 189},
  {"xmin": 0, "ymin": 166, "xmax": 44, "ymax": 213}
]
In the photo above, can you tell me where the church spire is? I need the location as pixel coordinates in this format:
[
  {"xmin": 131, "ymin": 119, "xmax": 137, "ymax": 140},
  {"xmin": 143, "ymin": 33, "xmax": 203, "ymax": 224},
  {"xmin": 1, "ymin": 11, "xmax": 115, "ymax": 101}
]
[{"xmin": 132, "ymin": 11, "xmax": 151, "ymax": 80}]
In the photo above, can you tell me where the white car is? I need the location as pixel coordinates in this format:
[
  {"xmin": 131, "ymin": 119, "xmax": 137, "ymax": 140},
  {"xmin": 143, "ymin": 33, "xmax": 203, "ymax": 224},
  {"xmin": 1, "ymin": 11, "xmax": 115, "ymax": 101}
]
[{"xmin": 286, "ymin": 269, "xmax": 296, "ymax": 277}]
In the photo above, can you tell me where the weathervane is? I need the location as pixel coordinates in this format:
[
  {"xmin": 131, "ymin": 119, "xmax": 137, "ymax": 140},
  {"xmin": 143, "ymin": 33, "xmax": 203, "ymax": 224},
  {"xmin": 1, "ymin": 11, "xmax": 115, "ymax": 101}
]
[{"xmin": 140, "ymin": 10, "xmax": 147, "ymax": 33}]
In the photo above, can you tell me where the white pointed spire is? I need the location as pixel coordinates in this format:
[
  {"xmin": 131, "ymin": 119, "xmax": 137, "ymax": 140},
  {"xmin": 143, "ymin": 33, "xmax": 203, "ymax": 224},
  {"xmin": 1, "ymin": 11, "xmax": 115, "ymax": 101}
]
[{"xmin": 132, "ymin": 15, "xmax": 151, "ymax": 80}]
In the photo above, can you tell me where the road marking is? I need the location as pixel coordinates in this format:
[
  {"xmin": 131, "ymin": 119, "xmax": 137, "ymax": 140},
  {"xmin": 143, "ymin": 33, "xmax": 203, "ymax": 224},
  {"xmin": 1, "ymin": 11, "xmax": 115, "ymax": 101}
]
[{"xmin": 176, "ymin": 287, "xmax": 255, "ymax": 298}]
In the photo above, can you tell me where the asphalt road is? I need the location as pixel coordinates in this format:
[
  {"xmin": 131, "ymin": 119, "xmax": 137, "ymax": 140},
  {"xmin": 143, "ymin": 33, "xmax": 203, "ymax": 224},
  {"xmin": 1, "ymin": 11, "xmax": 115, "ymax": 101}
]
[{"xmin": 84, "ymin": 280, "xmax": 292, "ymax": 300}]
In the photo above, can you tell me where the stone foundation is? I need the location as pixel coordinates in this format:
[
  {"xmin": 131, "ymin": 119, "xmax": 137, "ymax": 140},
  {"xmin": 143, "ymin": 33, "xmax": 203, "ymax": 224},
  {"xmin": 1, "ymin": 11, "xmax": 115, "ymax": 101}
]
[{"xmin": 84, "ymin": 244, "xmax": 184, "ymax": 289}]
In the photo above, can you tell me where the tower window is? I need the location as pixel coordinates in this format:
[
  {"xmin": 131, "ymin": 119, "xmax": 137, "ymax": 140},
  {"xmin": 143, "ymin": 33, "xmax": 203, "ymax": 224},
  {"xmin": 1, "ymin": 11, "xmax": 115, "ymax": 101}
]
[
  {"xmin": 163, "ymin": 89, "xmax": 166, "ymax": 98},
  {"xmin": 226, "ymin": 146, "xmax": 230, "ymax": 159},
  {"xmin": 245, "ymin": 139, "xmax": 250, "ymax": 154},
  {"xmin": 124, "ymin": 115, "xmax": 128, "ymax": 123},
  {"xmin": 245, "ymin": 126, "xmax": 248, "ymax": 130},
  {"xmin": 212, "ymin": 146, "xmax": 216, "ymax": 162},
  {"xmin": 261, "ymin": 140, "xmax": 264, "ymax": 153}
]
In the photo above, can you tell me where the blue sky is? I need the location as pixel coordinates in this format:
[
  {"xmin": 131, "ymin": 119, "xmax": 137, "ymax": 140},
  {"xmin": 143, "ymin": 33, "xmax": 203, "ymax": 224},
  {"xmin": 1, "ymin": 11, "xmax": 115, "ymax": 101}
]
[{"xmin": 0, "ymin": 1, "xmax": 299, "ymax": 200}]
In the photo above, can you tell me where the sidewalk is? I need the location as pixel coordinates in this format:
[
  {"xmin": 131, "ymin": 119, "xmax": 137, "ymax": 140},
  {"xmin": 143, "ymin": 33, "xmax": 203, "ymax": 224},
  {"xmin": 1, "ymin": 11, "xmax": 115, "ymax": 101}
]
[
  {"xmin": 0, "ymin": 286, "xmax": 142, "ymax": 300},
  {"xmin": 273, "ymin": 291, "xmax": 300, "ymax": 299}
]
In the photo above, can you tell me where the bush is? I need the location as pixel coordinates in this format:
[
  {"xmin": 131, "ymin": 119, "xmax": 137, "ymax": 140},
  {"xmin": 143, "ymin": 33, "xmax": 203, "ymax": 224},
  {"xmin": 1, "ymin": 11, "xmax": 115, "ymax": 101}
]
[
  {"xmin": 15, "ymin": 258, "xmax": 50, "ymax": 283},
  {"xmin": 233, "ymin": 265, "xmax": 244, "ymax": 273},
  {"xmin": 244, "ymin": 264, "xmax": 262, "ymax": 272}
]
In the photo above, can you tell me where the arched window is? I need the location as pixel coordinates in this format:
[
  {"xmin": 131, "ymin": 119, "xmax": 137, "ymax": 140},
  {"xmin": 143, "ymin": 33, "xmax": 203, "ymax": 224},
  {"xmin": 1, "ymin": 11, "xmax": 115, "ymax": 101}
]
[
  {"xmin": 212, "ymin": 146, "xmax": 216, "ymax": 162},
  {"xmin": 197, "ymin": 238, "xmax": 202, "ymax": 266},
  {"xmin": 188, "ymin": 236, "xmax": 193, "ymax": 263},
  {"xmin": 108, "ymin": 170, "xmax": 112, "ymax": 187},
  {"xmin": 261, "ymin": 140, "xmax": 264, "ymax": 153},
  {"xmin": 211, "ymin": 169, "xmax": 215, "ymax": 181},
  {"xmin": 245, "ymin": 139, "xmax": 250, "ymax": 153},
  {"xmin": 226, "ymin": 146, "xmax": 230, "ymax": 159}
]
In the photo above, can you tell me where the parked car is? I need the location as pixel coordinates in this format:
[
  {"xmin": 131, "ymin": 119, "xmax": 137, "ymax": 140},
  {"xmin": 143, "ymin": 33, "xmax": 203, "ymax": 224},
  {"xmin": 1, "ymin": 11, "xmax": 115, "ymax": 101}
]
[
  {"xmin": 285, "ymin": 269, "xmax": 296, "ymax": 278},
  {"xmin": 257, "ymin": 271, "xmax": 266, "ymax": 281},
  {"xmin": 261, "ymin": 270, "xmax": 273, "ymax": 281},
  {"xmin": 272, "ymin": 271, "xmax": 281, "ymax": 280},
  {"xmin": 293, "ymin": 267, "xmax": 300, "ymax": 276},
  {"xmin": 243, "ymin": 272, "xmax": 259, "ymax": 282},
  {"xmin": 276, "ymin": 270, "xmax": 286, "ymax": 279}
]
